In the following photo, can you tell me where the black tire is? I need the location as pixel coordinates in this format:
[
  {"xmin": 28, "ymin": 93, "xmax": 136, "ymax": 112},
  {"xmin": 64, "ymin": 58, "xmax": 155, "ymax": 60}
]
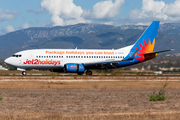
[
  {"xmin": 22, "ymin": 71, "xmax": 26, "ymax": 76},
  {"xmin": 86, "ymin": 70, "xmax": 92, "ymax": 75}
]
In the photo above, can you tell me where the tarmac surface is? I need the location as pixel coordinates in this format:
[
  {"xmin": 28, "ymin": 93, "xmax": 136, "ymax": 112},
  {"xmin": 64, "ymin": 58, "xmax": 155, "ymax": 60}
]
[{"xmin": 0, "ymin": 75, "xmax": 180, "ymax": 82}]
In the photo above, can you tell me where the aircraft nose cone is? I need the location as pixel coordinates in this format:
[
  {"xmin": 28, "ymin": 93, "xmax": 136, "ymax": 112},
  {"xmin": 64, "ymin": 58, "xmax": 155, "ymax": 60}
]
[{"xmin": 4, "ymin": 57, "xmax": 11, "ymax": 65}]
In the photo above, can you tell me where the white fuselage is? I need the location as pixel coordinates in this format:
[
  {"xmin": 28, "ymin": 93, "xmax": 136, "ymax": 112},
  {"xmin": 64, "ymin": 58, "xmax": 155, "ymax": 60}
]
[{"xmin": 4, "ymin": 45, "xmax": 132, "ymax": 70}]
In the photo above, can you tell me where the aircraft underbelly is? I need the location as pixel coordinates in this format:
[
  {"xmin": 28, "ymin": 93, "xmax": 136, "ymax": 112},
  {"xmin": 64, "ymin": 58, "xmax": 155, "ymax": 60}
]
[{"xmin": 17, "ymin": 64, "xmax": 64, "ymax": 70}]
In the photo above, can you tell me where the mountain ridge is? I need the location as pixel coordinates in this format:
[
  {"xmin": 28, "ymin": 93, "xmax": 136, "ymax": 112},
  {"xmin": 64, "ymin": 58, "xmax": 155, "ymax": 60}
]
[{"xmin": 0, "ymin": 23, "xmax": 179, "ymax": 59}]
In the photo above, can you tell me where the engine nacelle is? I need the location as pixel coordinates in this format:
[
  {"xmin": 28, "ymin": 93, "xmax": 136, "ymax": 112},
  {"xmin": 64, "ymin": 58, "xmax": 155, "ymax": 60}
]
[{"xmin": 64, "ymin": 63, "xmax": 85, "ymax": 73}]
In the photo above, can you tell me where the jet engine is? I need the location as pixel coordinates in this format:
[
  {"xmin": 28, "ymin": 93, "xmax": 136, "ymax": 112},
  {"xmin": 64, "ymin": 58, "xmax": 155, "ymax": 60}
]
[{"xmin": 64, "ymin": 63, "xmax": 85, "ymax": 73}]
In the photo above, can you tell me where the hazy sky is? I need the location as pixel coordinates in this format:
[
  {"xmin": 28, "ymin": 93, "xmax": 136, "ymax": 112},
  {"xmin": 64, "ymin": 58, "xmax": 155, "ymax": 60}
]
[{"xmin": 0, "ymin": 0, "xmax": 178, "ymax": 35}]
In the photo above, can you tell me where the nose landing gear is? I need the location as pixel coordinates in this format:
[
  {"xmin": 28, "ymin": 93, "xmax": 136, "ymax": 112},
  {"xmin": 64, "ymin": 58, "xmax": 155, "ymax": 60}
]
[{"xmin": 22, "ymin": 71, "xmax": 27, "ymax": 76}]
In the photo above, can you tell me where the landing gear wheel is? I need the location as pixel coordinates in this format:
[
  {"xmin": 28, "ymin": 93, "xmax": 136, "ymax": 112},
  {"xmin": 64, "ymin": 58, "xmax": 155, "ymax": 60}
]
[
  {"xmin": 86, "ymin": 70, "xmax": 92, "ymax": 75},
  {"xmin": 77, "ymin": 72, "xmax": 84, "ymax": 75},
  {"xmin": 22, "ymin": 71, "xmax": 26, "ymax": 76}
]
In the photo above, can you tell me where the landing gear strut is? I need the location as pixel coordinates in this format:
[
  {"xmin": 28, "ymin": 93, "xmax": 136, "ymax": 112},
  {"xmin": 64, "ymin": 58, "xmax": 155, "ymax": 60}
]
[
  {"xmin": 22, "ymin": 71, "xmax": 26, "ymax": 76},
  {"xmin": 77, "ymin": 72, "xmax": 84, "ymax": 75},
  {"xmin": 86, "ymin": 70, "xmax": 92, "ymax": 75}
]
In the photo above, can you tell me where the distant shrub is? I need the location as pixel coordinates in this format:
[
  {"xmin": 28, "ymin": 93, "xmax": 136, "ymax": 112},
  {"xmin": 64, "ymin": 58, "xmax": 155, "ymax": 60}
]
[
  {"xmin": 150, "ymin": 90, "xmax": 166, "ymax": 101},
  {"xmin": 150, "ymin": 82, "xmax": 168, "ymax": 101},
  {"xmin": 0, "ymin": 93, "xmax": 3, "ymax": 101}
]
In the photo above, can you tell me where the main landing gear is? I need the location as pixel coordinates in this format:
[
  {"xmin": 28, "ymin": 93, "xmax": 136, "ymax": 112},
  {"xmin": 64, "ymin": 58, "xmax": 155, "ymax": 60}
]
[
  {"xmin": 22, "ymin": 71, "xmax": 27, "ymax": 76},
  {"xmin": 86, "ymin": 70, "xmax": 92, "ymax": 75},
  {"xmin": 77, "ymin": 70, "xmax": 93, "ymax": 75},
  {"xmin": 77, "ymin": 72, "xmax": 84, "ymax": 75}
]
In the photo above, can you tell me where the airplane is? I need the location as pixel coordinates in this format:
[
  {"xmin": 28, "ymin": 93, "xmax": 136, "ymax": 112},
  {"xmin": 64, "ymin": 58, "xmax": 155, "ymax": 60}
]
[{"xmin": 4, "ymin": 21, "xmax": 172, "ymax": 76}]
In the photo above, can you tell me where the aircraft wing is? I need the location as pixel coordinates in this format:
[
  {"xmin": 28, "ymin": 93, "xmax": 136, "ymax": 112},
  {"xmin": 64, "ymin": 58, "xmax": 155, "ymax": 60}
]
[
  {"xmin": 82, "ymin": 49, "xmax": 173, "ymax": 69},
  {"xmin": 82, "ymin": 59, "xmax": 120, "ymax": 69}
]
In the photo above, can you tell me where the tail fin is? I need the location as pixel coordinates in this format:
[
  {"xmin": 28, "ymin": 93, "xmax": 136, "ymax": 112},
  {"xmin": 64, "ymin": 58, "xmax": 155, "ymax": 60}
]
[{"xmin": 125, "ymin": 21, "xmax": 160, "ymax": 61}]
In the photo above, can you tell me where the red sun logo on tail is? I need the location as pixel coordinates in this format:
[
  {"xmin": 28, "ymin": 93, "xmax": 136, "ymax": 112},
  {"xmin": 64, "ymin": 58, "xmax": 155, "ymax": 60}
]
[{"xmin": 135, "ymin": 38, "xmax": 155, "ymax": 61}]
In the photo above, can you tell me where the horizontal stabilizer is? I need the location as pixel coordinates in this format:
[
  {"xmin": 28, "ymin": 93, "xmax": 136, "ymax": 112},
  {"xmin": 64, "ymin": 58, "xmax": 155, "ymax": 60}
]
[{"xmin": 144, "ymin": 49, "xmax": 174, "ymax": 55}]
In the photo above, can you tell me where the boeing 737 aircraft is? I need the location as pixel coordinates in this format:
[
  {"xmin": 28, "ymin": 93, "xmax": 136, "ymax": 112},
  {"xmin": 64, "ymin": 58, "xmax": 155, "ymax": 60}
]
[{"xmin": 4, "ymin": 21, "xmax": 171, "ymax": 75}]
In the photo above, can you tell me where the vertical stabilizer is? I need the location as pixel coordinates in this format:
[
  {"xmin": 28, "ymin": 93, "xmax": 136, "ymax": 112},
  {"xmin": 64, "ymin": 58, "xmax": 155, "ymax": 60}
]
[{"xmin": 124, "ymin": 21, "xmax": 160, "ymax": 61}]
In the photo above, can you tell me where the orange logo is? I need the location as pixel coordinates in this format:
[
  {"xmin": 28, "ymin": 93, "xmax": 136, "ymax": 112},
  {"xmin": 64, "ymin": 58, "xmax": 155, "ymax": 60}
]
[{"xmin": 135, "ymin": 38, "xmax": 155, "ymax": 61}]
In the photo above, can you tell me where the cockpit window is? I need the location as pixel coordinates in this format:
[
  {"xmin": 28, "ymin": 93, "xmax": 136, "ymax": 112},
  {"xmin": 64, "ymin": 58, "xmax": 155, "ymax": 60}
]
[{"xmin": 12, "ymin": 55, "xmax": 22, "ymax": 58}]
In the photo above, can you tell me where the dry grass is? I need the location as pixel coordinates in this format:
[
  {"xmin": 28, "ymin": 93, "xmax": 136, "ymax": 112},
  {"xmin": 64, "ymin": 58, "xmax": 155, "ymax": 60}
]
[
  {"xmin": 0, "ymin": 77, "xmax": 180, "ymax": 119},
  {"xmin": 1, "ymin": 112, "xmax": 180, "ymax": 120}
]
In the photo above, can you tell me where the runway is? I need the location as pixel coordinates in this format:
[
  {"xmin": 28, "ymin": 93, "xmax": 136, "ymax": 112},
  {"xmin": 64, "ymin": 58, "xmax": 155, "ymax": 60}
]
[{"xmin": 0, "ymin": 75, "xmax": 180, "ymax": 82}]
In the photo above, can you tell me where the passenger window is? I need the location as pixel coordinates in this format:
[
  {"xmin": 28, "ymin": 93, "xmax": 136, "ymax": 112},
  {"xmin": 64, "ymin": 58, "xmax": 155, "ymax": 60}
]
[
  {"xmin": 39, "ymin": 56, "xmax": 41, "ymax": 58},
  {"xmin": 81, "ymin": 56, "xmax": 83, "ymax": 58}
]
